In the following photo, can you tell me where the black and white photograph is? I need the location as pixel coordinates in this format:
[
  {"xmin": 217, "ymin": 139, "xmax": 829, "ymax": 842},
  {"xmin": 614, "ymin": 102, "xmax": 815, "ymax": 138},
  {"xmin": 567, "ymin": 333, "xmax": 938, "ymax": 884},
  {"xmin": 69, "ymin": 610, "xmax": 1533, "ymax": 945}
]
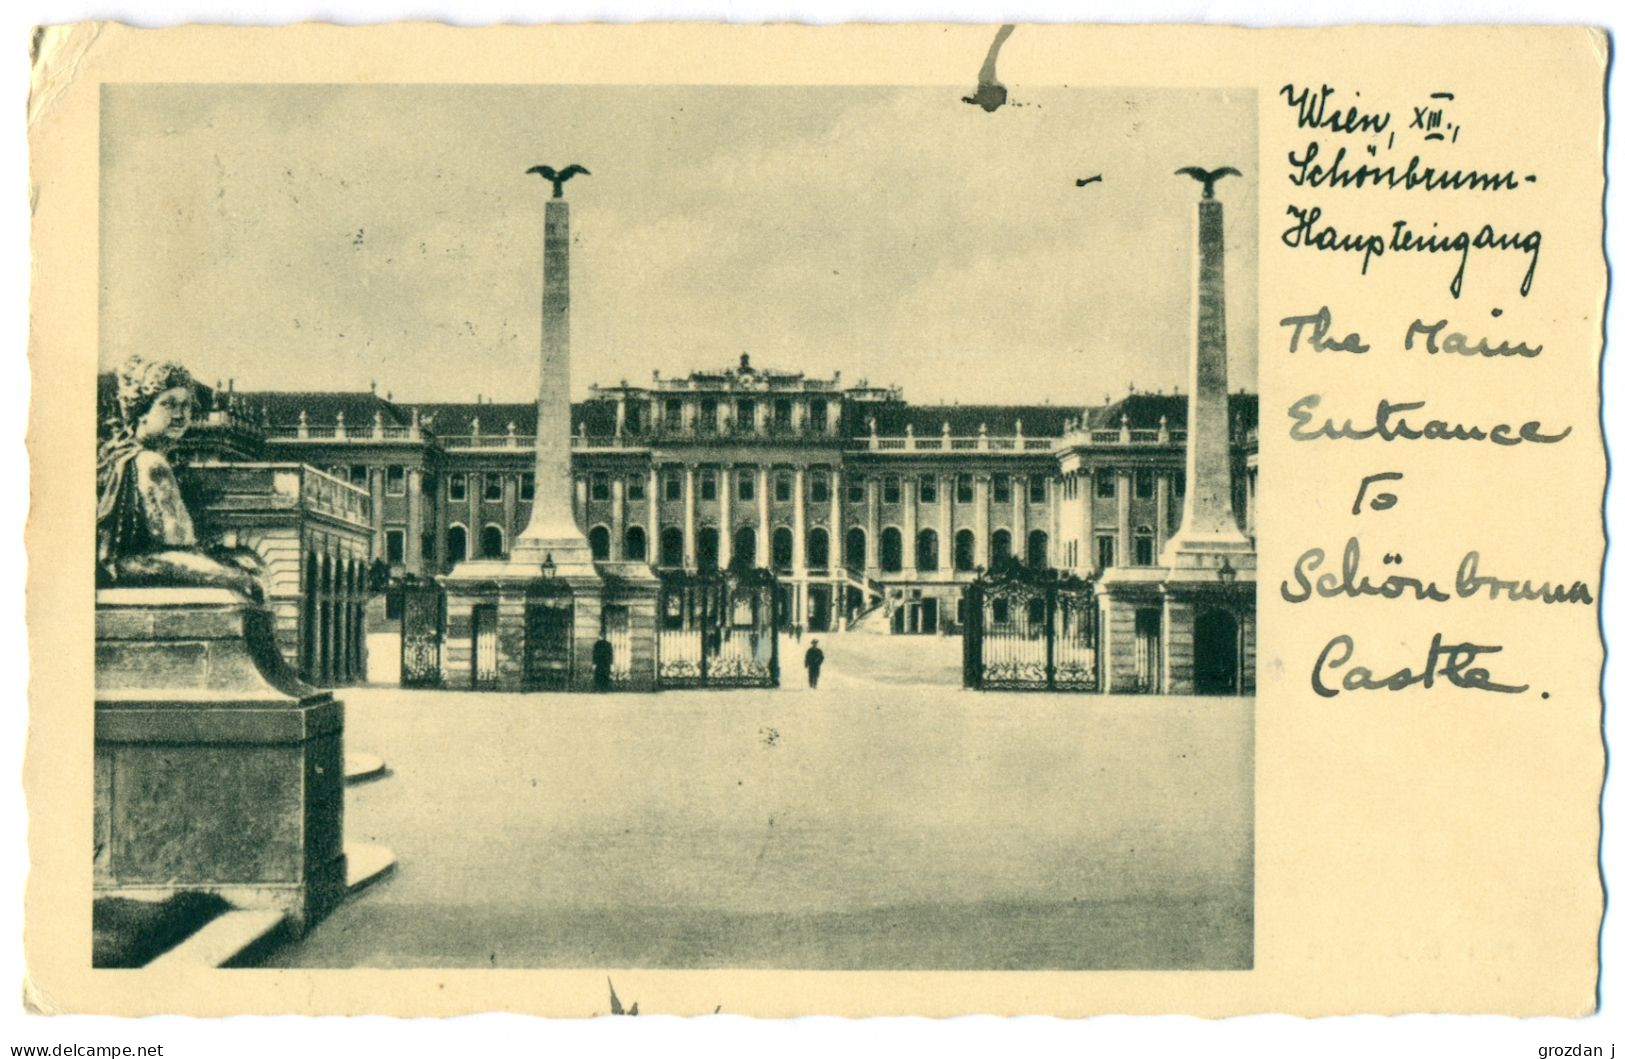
[{"xmin": 88, "ymin": 80, "xmax": 1261, "ymax": 973}]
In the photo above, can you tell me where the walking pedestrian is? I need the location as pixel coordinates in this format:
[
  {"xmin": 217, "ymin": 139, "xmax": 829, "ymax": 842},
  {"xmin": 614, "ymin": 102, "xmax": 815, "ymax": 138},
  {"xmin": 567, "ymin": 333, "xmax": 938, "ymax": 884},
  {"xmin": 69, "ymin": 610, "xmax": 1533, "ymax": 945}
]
[{"xmin": 804, "ymin": 639, "xmax": 825, "ymax": 689}]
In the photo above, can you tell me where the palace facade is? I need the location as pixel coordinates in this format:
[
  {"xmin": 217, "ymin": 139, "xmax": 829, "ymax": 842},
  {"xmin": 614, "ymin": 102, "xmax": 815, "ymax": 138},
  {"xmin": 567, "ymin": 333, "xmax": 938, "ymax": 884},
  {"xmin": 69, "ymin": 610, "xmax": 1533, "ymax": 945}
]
[{"xmin": 156, "ymin": 354, "xmax": 1255, "ymax": 665}]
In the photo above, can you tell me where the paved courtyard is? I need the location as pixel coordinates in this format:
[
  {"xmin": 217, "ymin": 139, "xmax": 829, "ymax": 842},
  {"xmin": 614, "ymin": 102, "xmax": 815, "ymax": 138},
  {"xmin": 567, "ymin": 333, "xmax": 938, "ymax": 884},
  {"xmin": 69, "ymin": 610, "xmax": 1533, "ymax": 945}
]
[{"xmin": 270, "ymin": 632, "xmax": 1253, "ymax": 970}]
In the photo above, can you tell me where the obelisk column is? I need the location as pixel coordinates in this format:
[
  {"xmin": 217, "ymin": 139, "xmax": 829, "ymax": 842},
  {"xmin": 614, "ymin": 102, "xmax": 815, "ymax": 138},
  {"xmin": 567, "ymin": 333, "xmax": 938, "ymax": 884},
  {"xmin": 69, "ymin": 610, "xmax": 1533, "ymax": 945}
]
[
  {"xmin": 1161, "ymin": 171, "xmax": 1251, "ymax": 568},
  {"xmin": 513, "ymin": 194, "xmax": 593, "ymax": 570}
]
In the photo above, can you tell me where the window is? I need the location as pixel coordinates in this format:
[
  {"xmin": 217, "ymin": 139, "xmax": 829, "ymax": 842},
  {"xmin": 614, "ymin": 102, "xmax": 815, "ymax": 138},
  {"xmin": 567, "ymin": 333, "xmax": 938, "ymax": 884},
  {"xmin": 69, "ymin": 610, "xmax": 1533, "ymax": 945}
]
[
  {"xmin": 484, "ymin": 475, "xmax": 504, "ymax": 502},
  {"xmin": 773, "ymin": 398, "xmax": 792, "ymax": 429},
  {"xmin": 624, "ymin": 402, "xmax": 643, "ymax": 434},
  {"xmin": 993, "ymin": 474, "xmax": 1011, "ymax": 503},
  {"xmin": 809, "ymin": 399, "xmax": 828, "ymax": 432},
  {"xmin": 1135, "ymin": 471, "xmax": 1156, "ymax": 499},
  {"xmin": 957, "ymin": 474, "xmax": 974, "ymax": 503},
  {"xmin": 481, "ymin": 525, "xmax": 505, "ymax": 559},
  {"xmin": 848, "ymin": 476, "xmax": 865, "ymax": 503},
  {"xmin": 699, "ymin": 398, "xmax": 718, "ymax": 432},
  {"xmin": 771, "ymin": 527, "xmax": 794, "ymax": 570},
  {"xmin": 883, "ymin": 476, "xmax": 901, "ymax": 504},
  {"xmin": 663, "ymin": 397, "xmax": 682, "ymax": 427},
  {"xmin": 591, "ymin": 473, "xmax": 610, "ymax": 501},
  {"xmin": 385, "ymin": 529, "xmax": 405, "ymax": 563},
  {"xmin": 919, "ymin": 476, "xmax": 938, "ymax": 504},
  {"xmin": 810, "ymin": 472, "xmax": 829, "ymax": 503},
  {"xmin": 733, "ymin": 526, "xmax": 757, "ymax": 566},
  {"xmin": 953, "ymin": 530, "xmax": 976, "ymax": 572},
  {"xmin": 588, "ymin": 526, "xmax": 611, "ymax": 561},
  {"xmin": 660, "ymin": 527, "xmax": 684, "ymax": 567},
  {"xmin": 624, "ymin": 526, "xmax": 647, "ymax": 561},
  {"xmin": 806, "ymin": 527, "xmax": 829, "ymax": 569},
  {"xmin": 520, "ymin": 473, "xmax": 535, "ymax": 501},
  {"xmin": 665, "ymin": 472, "xmax": 682, "ymax": 501},
  {"xmin": 1097, "ymin": 534, "xmax": 1116, "ymax": 570},
  {"xmin": 386, "ymin": 466, "xmax": 405, "ymax": 495},
  {"xmin": 775, "ymin": 472, "xmax": 792, "ymax": 502},
  {"xmin": 879, "ymin": 527, "xmax": 903, "ymax": 572},
  {"xmin": 627, "ymin": 475, "xmax": 645, "ymax": 501},
  {"xmin": 1029, "ymin": 475, "xmax": 1047, "ymax": 503},
  {"xmin": 845, "ymin": 527, "xmax": 866, "ymax": 571},
  {"xmin": 697, "ymin": 527, "xmax": 720, "ymax": 570},
  {"xmin": 1097, "ymin": 470, "xmax": 1116, "ymax": 498},
  {"xmin": 917, "ymin": 529, "xmax": 939, "ymax": 572},
  {"xmin": 350, "ymin": 464, "xmax": 367, "ymax": 487},
  {"xmin": 446, "ymin": 525, "xmax": 468, "ymax": 563},
  {"xmin": 700, "ymin": 470, "xmax": 717, "ymax": 501},
  {"xmin": 1027, "ymin": 530, "xmax": 1049, "ymax": 569},
  {"xmin": 738, "ymin": 469, "xmax": 756, "ymax": 501},
  {"xmin": 1134, "ymin": 528, "xmax": 1156, "ymax": 566},
  {"xmin": 449, "ymin": 473, "xmax": 467, "ymax": 501},
  {"xmin": 737, "ymin": 399, "xmax": 756, "ymax": 431},
  {"xmin": 991, "ymin": 529, "xmax": 1013, "ymax": 564},
  {"xmin": 1174, "ymin": 470, "xmax": 1186, "ymax": 495},
  {"xmin": 992, "ymin": 598, "xmax": 1010, "ymax": 624}
]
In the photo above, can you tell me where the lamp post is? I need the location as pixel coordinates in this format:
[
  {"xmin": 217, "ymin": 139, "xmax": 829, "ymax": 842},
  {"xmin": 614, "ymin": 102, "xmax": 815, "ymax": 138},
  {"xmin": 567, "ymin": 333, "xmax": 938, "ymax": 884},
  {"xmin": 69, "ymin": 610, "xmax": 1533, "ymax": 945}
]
[{"xmin": 1216, "ymin": 556, "xmax": 1245, "ymax": 694}]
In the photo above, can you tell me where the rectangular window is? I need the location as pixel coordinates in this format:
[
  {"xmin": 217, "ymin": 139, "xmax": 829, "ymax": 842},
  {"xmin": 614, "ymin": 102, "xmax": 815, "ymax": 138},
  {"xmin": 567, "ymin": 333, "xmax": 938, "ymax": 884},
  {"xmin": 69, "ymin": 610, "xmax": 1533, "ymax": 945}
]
[
  {"xmin": 664, "ymin": 398, "xmax": 682, "ymax": 427},
  {"xmin": 591, "ymin": 473, "xmax": 610, "ymax": 501},
  {"xmin": 956, "ymin": 474, "xmax": 974, "ymax": 504},
  {"xmin": 385, "ymin": 528, "xmax": 405, "ymax": 564},
  {"xmin": 919, "ymin": 476, "xmax": 937, "ymax": 504},
  {"xmin": 350, "ymin": 464, "xmax": 368, "ymax": 487},
  {"xmin": 520, "ymin": 473, "xmax": 535, "ymax": 501},
  {"xmin": 993, "ymin": 474, "xmax": 1011, "ymax": 503},
  {"xmin": 627, "ymin": 475, "xmax": 645, "ymax": 501},
  {"xmin": 810, "ymin": 473, "xmax": 829, "ymax": 503},
  {"xmin": 809, "ymin": 399, "xmax": 828, "ymax": 432},
  {"xmin": 848, "ymin": 476, "xmax": 865, "ymax": 503},
  {"xmin": 1135, "ymin": 534, "xmax": 1156, "ymax": 566},
  {"xmin": 484, "ymin": 475, "xmax": 503, "ymax": 502},
  {"xmin": 775, "ymin": 472, "xmax": 792, "ymax": 502},
  {"xmin": 665, "ymin": 472, "xmax": 682, "ymax": 501},
  {"xmin": 700, "ymin": 470, "xmax": 717, "ymax": 501},
  {"xmin": 738, "ymin": 469, "xmax": 756, "ymax": 501},
  {"xmin": 448, "ymin": 473, "xmax": 467, "ymax": 501},
  {"xmin": 1135, "ymin": 471, "xmax": 1156, "ymax": 499},
  {"xmin": 883, "ymin": 476, "xmax": 900, "ymax": 504},
  {"xmin": 774, "ymin": 399, "xmax": 792, "ymax": 429},
  {"xmin": 1096, "ymin": 471, "xmax": 1116, "ymax": 498},
  {"xmin": 624, "ymin": 402, "xmax": 643, "ymax": 435},
  {"xmin": 737, "ymin": 399, "xmax": 755, "ymax": 432},
  {"xmin": 1029, "ymin": 475, "xmax": 1046, "ymax": 502},
  {"xmin": 1096, "ymin": 534, "xmax": 1115, "ymax": 570},
  {"xmin": 386, "ymin": 465, "xmax": 405, "ymax": 495},
  {"xmin": 1174, "ymin": 470, "xmax": 1186, "ymax": 495},
  {"xmin": 699, "ymin": 399, "xmax": 718, "ymax": 433}
]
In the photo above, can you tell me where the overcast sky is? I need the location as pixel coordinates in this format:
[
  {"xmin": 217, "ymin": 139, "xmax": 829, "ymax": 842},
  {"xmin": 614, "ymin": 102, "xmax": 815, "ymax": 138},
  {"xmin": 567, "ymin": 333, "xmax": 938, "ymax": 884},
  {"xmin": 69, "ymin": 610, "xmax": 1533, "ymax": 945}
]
[{"xmin": 100, "ymin": 83, "xmax": 1256, "ymax": 405}]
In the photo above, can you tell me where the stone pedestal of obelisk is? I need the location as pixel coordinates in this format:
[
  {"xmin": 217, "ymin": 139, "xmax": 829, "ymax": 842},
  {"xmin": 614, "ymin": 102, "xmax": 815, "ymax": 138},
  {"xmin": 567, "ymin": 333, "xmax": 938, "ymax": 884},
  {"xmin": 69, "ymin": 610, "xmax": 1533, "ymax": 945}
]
[
  {"xmin": 1098, "ymin": 176, "xmax": 1255, "ymax": 695},
  {"xmin": 440, "ymin": 178, "xmax": 660, "ymax": 692}
]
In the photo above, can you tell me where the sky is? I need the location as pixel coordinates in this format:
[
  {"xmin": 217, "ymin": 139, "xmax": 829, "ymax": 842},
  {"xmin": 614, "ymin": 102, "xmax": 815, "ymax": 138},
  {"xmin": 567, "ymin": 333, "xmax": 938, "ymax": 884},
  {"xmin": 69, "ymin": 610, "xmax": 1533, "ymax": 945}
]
[{"xmin": 100, "ymin": 83, "xmax": 1257, "ymax": 405}]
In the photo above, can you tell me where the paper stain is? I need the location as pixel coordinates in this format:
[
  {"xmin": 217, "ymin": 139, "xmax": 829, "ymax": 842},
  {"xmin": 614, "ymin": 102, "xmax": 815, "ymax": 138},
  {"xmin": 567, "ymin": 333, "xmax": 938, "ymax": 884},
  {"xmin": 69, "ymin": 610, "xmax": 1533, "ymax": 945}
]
[{"xmin": 963, "ymin": 24, "xmax": 1015, "ymax": 113}]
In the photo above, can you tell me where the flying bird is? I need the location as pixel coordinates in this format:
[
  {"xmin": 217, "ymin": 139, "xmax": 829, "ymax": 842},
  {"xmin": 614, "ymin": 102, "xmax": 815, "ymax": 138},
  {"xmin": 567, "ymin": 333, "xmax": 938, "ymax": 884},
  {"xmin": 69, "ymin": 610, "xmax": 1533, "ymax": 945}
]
[
  {"xmin": 1075, "ymin": 175, "xmax": 1104, "ymax": 189},
  {"xmin": 1174, "ymin": 166, "xmax": 1242, "ymax": 199},
  {"xmin": 526, "ymin": 163, "xmax": 591, "ymax": 198}
]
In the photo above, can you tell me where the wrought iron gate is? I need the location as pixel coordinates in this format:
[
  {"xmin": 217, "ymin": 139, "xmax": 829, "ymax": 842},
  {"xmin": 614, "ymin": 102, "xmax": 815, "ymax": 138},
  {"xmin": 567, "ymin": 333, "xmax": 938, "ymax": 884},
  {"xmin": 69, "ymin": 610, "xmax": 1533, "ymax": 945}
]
[
  {"xmin": 657, "ymin": 567, "xmax": 780, "ymax": 688},
  {"xmin": 399, "ymin": 579, "xmax": 445, "ymax": 688},
  {"xmin": 525, "ymin": 585, "xmax": 575, "ymax": 691},
  {"xmin": 963, "ymin": 561, "xmax": 1097, "ymax": 691}
]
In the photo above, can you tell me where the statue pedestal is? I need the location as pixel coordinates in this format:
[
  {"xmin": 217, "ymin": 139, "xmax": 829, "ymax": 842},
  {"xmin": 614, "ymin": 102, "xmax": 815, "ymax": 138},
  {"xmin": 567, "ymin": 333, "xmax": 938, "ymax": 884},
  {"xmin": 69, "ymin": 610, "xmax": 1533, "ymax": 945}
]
[{"xmin": 94, "ymin": 587, "xmax": 346, "ymax": 933}]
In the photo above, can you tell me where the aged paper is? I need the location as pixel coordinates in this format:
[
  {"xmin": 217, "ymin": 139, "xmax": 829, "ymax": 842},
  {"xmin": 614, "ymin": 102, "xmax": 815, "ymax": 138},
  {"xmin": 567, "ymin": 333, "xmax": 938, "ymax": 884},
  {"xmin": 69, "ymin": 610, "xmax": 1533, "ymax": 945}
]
[{"xmin": 25, "ymin": 22, "xmax": 1605, "ymax": 1017}]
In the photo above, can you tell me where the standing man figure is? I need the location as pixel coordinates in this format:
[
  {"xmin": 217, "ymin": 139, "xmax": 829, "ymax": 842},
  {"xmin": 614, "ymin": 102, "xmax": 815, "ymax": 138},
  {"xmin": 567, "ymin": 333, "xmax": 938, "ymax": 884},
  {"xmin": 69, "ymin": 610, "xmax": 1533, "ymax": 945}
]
[{"xmin": 804, "ymin": 639, "xmax": 825, "ymax": 689}]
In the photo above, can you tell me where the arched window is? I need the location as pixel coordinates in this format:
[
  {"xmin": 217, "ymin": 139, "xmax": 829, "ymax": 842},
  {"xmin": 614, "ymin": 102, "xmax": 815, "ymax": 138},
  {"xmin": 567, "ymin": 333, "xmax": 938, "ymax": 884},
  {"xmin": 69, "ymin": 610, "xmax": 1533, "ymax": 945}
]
[
  {"xmin": 481, "ymin": 525, "xmax": 505, "ymax": 559},
  {"xmin": 954, "ymin": 529, "xmax": 976, "ymax": 572},
  {"xmin": 1027, "ymin": 529, "xmax": 1049, "ymax": 569},
  {"xmin": 991, "ymin": 529, "xmax": 1013, "ymax": 564},
  {"xmin": 806, "ymin": 527, "xmax": 829, "ymax": 569},
  {"xmin": 589, "ymin": 524, "xmax": 611, "ymax": 561},
  {"xmin": 697, "ymin": 527, "xmax": 720, "ymax": 571},
  {"xmin": 446, "ymin": 524, "xmax": 468, "ymax": 563},
  {"xmin": 733, "ymin": 525, "xmax": 757, "ymax": 567},
  {"xmin": 880, "ymin": 527, "xmax": 903, "ymax": 572},
  {"xmin": 845, "ymin": 527, "xmax": 866, "ymax": 572},
  {"xmin": 916, "ymin": 529, "xmax": 939, "ymax": 572},
  {"xmin": 660, "ymin": 527, "xmax": 684, "ymax": 567},
  {"xmin": 624, "ymin": 525, "xmax": 648, "ymax": 561},
  {"xmin": 771, "ymin": 527, "xmax": 794, "ymax": 571}
]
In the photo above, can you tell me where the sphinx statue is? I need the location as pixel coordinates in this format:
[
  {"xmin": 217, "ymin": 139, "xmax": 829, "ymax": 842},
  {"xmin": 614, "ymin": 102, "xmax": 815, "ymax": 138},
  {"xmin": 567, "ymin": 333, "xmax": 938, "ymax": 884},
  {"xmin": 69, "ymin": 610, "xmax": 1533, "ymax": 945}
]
[{"xmin": 96, "ymin": 355, "xmax": 263, "ymax": 600}]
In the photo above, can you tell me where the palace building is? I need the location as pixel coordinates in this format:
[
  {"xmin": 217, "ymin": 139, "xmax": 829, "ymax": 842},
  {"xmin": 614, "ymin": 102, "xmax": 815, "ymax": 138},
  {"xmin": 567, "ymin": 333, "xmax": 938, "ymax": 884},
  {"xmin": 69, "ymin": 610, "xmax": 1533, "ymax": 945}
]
[{"xmin": 136, "ymin": 359, "xmax": 1256, "ymax": 684}]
